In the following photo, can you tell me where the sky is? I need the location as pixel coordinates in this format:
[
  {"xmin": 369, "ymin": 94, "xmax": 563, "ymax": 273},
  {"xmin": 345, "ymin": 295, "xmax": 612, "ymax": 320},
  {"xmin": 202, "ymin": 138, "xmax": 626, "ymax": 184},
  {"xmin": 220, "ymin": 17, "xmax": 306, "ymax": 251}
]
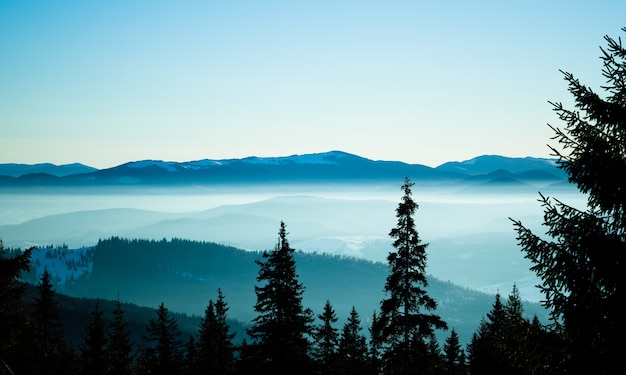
[{"xmin": 1, "ymin": 0, "xmax": 625, "ymax": 169}]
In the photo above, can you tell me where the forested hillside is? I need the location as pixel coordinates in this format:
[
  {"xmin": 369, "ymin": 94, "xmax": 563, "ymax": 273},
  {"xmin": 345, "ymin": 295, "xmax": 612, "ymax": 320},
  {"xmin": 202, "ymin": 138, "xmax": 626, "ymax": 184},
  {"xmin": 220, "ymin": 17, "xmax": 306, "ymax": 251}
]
[{"xmin": 17, "ymin": 237, "xmax": 547, "ymax": 348}]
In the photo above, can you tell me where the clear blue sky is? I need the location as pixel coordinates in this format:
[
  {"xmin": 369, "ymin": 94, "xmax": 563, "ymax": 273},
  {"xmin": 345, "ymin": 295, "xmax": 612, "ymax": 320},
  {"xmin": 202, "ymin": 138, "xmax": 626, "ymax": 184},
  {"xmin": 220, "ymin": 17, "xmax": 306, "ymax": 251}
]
[{"xmin": 1, "ymin": 0, "xmax": 624, "ymax": 169}]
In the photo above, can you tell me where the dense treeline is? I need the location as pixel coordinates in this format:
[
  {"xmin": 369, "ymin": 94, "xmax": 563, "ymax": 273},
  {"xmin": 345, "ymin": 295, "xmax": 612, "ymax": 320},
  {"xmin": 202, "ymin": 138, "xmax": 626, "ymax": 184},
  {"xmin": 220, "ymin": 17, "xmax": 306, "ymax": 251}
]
[
  {"xmin": 0, "ymin": 218, "xmax": 565, "ymax": 374},
  {"xmin": 2, "ymin": 27, "xmax": 625, "ymax": 374}
]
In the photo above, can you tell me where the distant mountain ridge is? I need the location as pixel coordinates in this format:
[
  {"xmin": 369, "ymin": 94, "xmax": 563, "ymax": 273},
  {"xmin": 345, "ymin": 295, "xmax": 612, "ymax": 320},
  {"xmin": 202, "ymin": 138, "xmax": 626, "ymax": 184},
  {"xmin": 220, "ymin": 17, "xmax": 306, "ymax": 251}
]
[
  {"xmin": 0, "ymin": 151, "xmax": 565, "ymax": 187},
  {"xmin": 0, "ymin": 162, "xmax": 96, "ymax": 177}
]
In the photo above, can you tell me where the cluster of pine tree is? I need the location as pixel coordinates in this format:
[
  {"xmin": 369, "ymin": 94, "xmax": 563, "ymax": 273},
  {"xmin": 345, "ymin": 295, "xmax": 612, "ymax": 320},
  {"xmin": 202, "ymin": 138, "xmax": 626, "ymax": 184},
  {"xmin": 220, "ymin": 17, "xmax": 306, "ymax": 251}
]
[{"xmin": 2, "ymin": 27, "xmax": 625, "ymax": 374}]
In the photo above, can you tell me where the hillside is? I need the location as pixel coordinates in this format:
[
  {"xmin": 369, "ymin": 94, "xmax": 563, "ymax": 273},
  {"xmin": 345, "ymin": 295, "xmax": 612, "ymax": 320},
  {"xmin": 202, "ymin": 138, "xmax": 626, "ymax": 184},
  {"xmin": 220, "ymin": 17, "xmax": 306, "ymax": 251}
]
[
  {"xmin": 22, "ymin": 238, "xmax": 550, "ymax": 347},
  {"xmin": 20, "ymin": 283, "xmax": 249, "ymax": 349}
]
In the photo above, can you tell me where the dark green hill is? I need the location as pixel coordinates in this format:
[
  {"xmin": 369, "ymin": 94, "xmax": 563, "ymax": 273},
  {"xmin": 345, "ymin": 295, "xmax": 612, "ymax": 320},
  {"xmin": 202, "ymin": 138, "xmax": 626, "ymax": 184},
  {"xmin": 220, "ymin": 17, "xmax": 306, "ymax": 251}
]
[
  {"xmin": 22, "ymin": 283, "xmax": 248, "ymax": 349},
  {"xmin": 66, "ymin": 237, "xmax": 549, "ymax": 346}
]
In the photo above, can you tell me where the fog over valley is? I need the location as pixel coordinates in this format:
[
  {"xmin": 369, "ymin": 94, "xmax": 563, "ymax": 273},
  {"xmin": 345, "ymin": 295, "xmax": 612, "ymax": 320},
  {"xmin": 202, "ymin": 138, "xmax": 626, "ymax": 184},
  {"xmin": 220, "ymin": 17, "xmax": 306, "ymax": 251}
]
[{"xmin": 0, "ymin": 178, "xmax": 585, "ymax": 302}]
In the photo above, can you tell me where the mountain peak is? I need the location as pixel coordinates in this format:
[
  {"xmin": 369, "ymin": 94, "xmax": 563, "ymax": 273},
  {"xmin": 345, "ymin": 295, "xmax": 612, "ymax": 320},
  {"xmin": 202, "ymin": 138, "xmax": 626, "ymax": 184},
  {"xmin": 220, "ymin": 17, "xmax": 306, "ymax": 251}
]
[{"xmin": 436, "ymin": 154, "xmax": 559, "ymax": 175}]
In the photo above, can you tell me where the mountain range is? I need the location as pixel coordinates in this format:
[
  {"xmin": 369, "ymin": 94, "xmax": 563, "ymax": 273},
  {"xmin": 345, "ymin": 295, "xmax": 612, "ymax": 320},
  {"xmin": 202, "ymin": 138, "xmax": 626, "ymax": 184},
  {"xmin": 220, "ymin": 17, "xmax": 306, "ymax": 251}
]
[{"xmin": 0, "ymin": 151, "xmax": 567, "ymax": 187}]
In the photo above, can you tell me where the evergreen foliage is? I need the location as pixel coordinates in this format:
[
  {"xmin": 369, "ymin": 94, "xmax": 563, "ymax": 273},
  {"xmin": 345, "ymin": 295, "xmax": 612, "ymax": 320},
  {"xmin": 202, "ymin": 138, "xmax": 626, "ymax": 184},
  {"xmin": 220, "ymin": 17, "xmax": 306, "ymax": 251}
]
[
  {"xmin": 141, "ymin": 302, "xmax": 185, "ymax": 375},
  {"xmin": 375, "ymin": 177, "xmax": 448, "ymax": 373},
  {"xmin": 183, "ymin": 335, "xmax": 198, "ymax": 375},
  {"xmin": 106, "ymin": 298, "xmax": 133, "ymax": 374},
  {"xmin": 31, "ymin": 268, "xmax": 70, "ymax": 374},
  {"xmin": 246, "ymin": 221, "xmax": 314, "ymax": 373},
  {"xmin": 78, "ymin": 301, "xmax": 107, "ymax": 375},
  {"xmin": 466, "ymin": 285, "xmax": 564, "ymax": 374},
  {"xmin": 336, "ymin": 306, "xmax": 370, "ymax": 375},
  {"xmin": 511, "ymin": 27, "xmax": 626, "ymax": 373},
  {"xmin": 312, "ymin": 299, "xmax": 339, "ymax": 371},
  {"xmin": 442, "ymin": 329, "xmax": 466, "ymax": 375},
  {"xmin": 196, "ymin": 289, "xmax": 235, "ymax": 375},
  {"xmin": 0, "ymin": 241, "xmax": 33, "ymax": 375},
  {"xmin": 466, "ymin": 294, "xmax": 508, "ymax": 374},
  {"xmin": 368, "ymin": 311, "xmax": 383, "ymax": 374}
]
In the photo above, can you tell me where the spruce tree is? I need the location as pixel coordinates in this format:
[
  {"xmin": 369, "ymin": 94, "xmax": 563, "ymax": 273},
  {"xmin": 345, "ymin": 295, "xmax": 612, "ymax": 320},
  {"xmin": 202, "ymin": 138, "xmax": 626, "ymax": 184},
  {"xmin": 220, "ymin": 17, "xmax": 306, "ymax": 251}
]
[
  {"xmin": 0, "ymin": 242, "xmax": 33, "ymax": 375},
  {"xmin": 197, "ymin": 289, "xmax": 235, "ymax": 374},
  {"xmin": 368, "ymin": 311, "xmax": 383, "ymax": 374},
  {"xmin": 442, "ymin": 329, "xmax": 466, "ymax": 375},
  {"xmin": 375, "ymin": 178, "xmax": 447, "ymax": 373},
  {"xmin": 312, "ymin": 300, "xmax": 339, "ymax": 370},
  {"xmin": 184, "ymin": 335, "xmax": 198, "ymax": 375},
  {"xmin": 246, "ymin": 221, "xmax": 314, "ymax": 373},
  {"xmin": 511, "ymin": 27, "xmax": 626, "ymax": 373},
  {"xmin": 79, "ymin": 301, "xmax": 107, "ymax": 375},
  {"xmin": 142, "ymin": 302, "xmax": 184, "ymax": 375},
  {"xmin": 466, "ymin": 292, "xmax": 522, "ymax": 375},
  {"xmin": 106, "ymin": 298, "xmax": 133, "ymax": 375},
  {"xmin": 31, "ymin": 268, "xmax": 68, "ymax": 374},
  {"xmin": 337, "ymin": 306, "xmax": 369, "ymax": 375}
]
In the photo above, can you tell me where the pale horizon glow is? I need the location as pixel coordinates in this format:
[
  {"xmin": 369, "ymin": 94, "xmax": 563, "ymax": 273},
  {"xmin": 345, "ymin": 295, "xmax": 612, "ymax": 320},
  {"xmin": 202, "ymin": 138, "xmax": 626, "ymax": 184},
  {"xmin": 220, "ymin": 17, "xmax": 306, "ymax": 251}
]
[{"xmin": 1, "ymin": 1, "xmax": 625, "ymax": 169}]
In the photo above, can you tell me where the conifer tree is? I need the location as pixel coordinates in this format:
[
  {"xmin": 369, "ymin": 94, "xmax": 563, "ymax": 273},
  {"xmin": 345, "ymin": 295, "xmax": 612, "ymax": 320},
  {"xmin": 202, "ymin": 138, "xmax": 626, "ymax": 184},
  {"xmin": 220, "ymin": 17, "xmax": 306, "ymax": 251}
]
[
  {"xmin": 442, "ymin": 329, "xmax": 466, "ymax": 375},
  {"xmin": 375, "ymin": 178, "xmax": 447, "ymax": 373},
  {"xmin": 197, "ymin": 289, "xmax": 235, "ymax": 374},
  {"xmin": 79, "ymin": 301, "xmax": 107, "ymax": 375},
  {"xmin": 246, "ymin": 221, "xmax": 314, "ymax": 373},
  {"xmin": 0, "ymin": 239, "xmax": 32, "ymax": 374},
  {"xmin": 106, "ymin": 298, "xmax": 133, "ymax": 375},
  {"xmin": 142, "ymin": 302, "xmax": 184, "ymax": 375},
  {"xmin": 0, "ymin": 242, "xmax": 33, "ymax": 375},
  {"xmin": 184, "ymin": 335, "xmax": 198, "ymax": 375},
  {"xmin": 368, "ymin": 311, "xmax": 383, "ymax": 374},
  {"xmin": 312, "ymin": 300, "xmax": 339, "ymax": 370},
  {"xmin": 466, "ymin": 291, "xmax": 524, "ymax": 375},
  {"xmin": 467, "ymin": 293, "xmax": 510, "ymax": 374},
  {"xmin": 31, "ymin": 268, "xmax": 68, "ymax": 374},
  {"xmin": 337, "ymin": 306, "xmax": 369, "ymax": 375},
  {"xmin": 511, "ymin": 27, "xmax": 626, "ymax": 373}
]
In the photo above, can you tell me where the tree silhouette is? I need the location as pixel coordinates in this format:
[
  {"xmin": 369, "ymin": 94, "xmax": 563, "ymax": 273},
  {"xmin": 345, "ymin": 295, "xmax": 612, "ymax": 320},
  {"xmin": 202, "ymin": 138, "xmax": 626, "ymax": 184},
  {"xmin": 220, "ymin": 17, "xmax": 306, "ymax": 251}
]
[
  {"xmin": 512, "ymin": 27, "xmax": 626, "ymax": 373},
  {"xmin": 442, "ymin": 329, "xmax": 465, "ymax": 375},
  {"xmin": 197, "ymin": 289, "xmax": 235, "ymax": 374},
  {"xmin": 79, "ymin": 301, "xmax": 107, "ymax": 375},
  {"xmin": 375, "ymin": 178, "xmax": 447, "ymax": 373},
  {"xmin": 312, "ymin": 300, "xmax": 339, "ymax": 370},
  {"xmin": 0, "ymin": 241, "xmax": 33, "ymax": 375},
  {"xmin": 337, "ymin": 306, "xmax": 370, "ymax": 375},
  {"xmin": 246, "ymin": 221, "xmax": 314, "ymax": 373},
  {"xmin": 466, "ymin": 294, "xmax": 507, "ymax": 374},
  {"xmin": 141, "ymin": 302, "xmax": 184, "ymax": 375},
  {"xmin": 106, "ymin": 298, "xmax": 133, "ymax": 375},
  {"xmin": 31, "ymin": 268, "xmax": 69, "ymax": 374}
]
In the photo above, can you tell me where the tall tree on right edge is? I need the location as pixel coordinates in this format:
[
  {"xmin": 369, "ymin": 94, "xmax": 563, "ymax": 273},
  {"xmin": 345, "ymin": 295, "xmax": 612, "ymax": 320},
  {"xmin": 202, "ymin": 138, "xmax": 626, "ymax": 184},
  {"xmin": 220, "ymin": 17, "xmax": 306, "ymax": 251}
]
[
  {"xmin": 375, "ymin": 178, "xmax": 447, "ymax": 374},
  {"xmin": 246, "ymin": 221, "xmax": 314, "ymax": 374},
  {"xmin": 511, "ymin": 27, "xmax": 626, "ymax": 374}
]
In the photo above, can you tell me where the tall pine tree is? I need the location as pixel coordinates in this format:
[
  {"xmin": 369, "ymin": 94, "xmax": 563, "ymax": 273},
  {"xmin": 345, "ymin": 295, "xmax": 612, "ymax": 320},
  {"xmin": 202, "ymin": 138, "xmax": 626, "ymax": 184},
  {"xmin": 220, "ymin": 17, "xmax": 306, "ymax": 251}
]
[
  {"xmin": 375, "ymin": 178, "xmax": 447, "ymax": 374},
  {"xmin": 246, "ymin": 221, "xmax": 314, "ymax": 373},
  {"xmin": 511, "ymin": 27, "xmax": 626, "ymax": 373}
]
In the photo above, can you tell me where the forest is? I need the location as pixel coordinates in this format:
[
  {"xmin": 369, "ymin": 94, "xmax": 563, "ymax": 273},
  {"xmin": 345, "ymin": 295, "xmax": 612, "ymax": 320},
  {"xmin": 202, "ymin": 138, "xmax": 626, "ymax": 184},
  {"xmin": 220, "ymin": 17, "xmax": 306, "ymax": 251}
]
[{"xmin": 2, "ymin": 28, "xmax": 625, "ymax": 375}]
